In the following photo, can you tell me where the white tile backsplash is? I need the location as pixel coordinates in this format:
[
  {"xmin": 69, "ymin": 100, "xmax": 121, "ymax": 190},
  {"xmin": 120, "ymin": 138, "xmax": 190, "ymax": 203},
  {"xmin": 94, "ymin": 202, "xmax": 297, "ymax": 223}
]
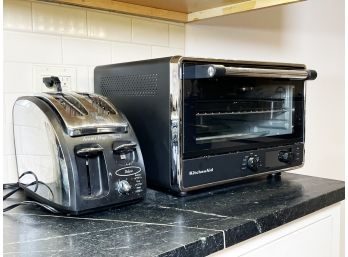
[
  {"xmin": 4, "ymin": 123, "xmax": 15, "ymax": 156},
  {"xmin": 76, "ymin": 66, "xmax": 90, "ymax": 92},
  {"xmin": 4, "ymin": 31, "xmax": 62, "ymax": 64},
  {"xmin": 4, "ymin": 93, "xmax": 28, "ymax": 125},
  {"xmin": 4, "ymin": 62, "xmax": 33, "ymax": 93},
  {"xmin": 4, "ymin": 156, "xmax": 18, "ymax": 183},
  {"xmin": 132, "ymin": 18, "xmax": 169, "ymax": 46},
  {"xmin": 3, "ymin": 1, "xmax": 185, "ymax": 182},
  {"xmin": 169, "ymin": 25, "xmax": 185, "ymax": 49},
  {"xmin": 151, "ymin": 46, "xmax": 185, "ymax": 58},
  {"xmin": 32, "ymin": 2, "xmax": 87, "ymax": 36},
  {"xmin": 62, "ymin": 37, "xmax": 112, "ymax": 65},
  {"xmin": 4, "ymin": 0, "xmax": 32, "ymax": 32},
  {"xmin": 87, "ymin": 11, "xmax": 131, "ymax": 41},
  {"xmin": 15, "ymin": 155, "xmax": 40, "ymax": 184},
  {"xmin": 112, "ymin": 42, "xmax": 151, "ymax": 63},
  {"xmin": 88, "ymin": 66, "xmax": 96, "ymax": 93}
]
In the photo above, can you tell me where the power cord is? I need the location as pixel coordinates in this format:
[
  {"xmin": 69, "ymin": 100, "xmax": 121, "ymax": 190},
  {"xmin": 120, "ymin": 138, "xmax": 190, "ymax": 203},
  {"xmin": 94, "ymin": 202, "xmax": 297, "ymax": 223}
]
[
  {"xmin": 3, "ymin": 171, "xmax": 60, "ymax": 214},
  {"xmin": 3, "ymin": 171, "xmax": 38, "ymax": 200},
  {"xmin": 3, "ymin": 201, "xmax": 60, "ymax": 214}
]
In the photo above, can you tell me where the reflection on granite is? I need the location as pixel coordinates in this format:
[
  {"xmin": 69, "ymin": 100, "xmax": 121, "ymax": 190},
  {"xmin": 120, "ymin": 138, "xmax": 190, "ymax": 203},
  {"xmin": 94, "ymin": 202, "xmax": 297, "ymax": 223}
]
[{"xmin": 3, "ymin": 173, "xmax": 345, "ymax": 257}]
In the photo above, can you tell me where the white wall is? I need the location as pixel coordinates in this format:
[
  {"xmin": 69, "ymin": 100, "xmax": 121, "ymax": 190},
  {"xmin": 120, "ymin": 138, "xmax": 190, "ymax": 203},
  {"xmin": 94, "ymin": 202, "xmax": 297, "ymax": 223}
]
[
  {"xmin": 186, "ymin": 0, "xmax": 345, "ymax": 181},
  {"xmin": 3, "ymin": 0, "xmax": 185, "ymax": 183}
]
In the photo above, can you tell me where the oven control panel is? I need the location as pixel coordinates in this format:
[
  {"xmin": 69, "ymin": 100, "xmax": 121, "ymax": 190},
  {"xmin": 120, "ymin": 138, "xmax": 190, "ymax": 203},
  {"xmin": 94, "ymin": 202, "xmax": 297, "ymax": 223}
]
[
  {"xmin": 182, "ymin": 143, "xmax": 304, "ymax": 189},
  {"xmin": 241, "ymin": 144, "xmax": 303, "ymax": 175}
]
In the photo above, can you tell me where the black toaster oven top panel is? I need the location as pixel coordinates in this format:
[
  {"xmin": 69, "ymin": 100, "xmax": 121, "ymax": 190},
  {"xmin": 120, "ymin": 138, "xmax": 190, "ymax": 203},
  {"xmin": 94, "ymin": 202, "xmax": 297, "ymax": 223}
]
[{"xmin": 182, "ymin": 62, "xmax": 305, "ymax": 159}]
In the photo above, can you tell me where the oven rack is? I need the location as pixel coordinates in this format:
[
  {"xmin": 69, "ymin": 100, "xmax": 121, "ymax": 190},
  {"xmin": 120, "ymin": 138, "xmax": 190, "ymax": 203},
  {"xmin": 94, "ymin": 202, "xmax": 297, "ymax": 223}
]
[
  {"xmin": 196, "ymin": 130, "xmax": 271, "ymax": 142},
  {"xmin": 196, "ymin": 108, "xmax": 290, "ymax": 117}
]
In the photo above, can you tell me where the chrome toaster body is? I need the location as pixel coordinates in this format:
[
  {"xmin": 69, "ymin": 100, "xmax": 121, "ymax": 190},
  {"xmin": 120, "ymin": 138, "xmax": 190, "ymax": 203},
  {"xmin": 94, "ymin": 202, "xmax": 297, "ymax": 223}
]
[{"xmin": 13, "ymin": 92, "xmax": 146, "ymax": 214}]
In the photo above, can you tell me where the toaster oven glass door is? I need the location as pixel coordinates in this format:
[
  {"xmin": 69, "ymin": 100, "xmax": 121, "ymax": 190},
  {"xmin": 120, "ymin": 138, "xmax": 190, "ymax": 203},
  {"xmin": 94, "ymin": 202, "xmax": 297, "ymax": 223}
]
[{"xmin": 182, "ymin": 68, "xmax": 305, "ymax": 158}]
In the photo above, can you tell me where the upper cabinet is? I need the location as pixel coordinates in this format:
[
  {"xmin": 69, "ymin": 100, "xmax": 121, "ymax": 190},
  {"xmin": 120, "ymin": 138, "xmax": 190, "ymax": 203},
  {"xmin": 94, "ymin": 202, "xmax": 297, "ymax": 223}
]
[{"xmin": 36, "ymin": 0, "xmax": 305, "ymax": 23}]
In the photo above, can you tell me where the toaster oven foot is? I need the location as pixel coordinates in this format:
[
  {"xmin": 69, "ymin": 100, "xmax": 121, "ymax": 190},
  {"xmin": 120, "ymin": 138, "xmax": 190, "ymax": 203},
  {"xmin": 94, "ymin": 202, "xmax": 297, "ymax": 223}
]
[{"xmin": 267, "ymin": 172, "xmax": 282, "ymax": 181}]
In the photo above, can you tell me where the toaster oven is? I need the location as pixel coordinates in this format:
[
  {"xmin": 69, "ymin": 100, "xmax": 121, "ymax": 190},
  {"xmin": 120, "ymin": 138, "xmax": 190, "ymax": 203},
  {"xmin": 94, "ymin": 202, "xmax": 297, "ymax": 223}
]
[{"xmin": 94, "ymin": 56, "xmax": 317, "ymax": 194}]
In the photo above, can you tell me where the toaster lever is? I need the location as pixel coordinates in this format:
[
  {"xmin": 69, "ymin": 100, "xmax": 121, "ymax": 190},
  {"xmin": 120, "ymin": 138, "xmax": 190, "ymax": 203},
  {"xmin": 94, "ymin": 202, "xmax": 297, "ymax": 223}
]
[
  {"xmin": 112, "ymin": 142, "xmax": 137, "ymax": 153},
  {"xmin": 76, "ymin": 146, "xmax": 104, "ymax": 158},
  {"xmin": 43, "ymin": 76, "xmax": 62, "ymax": 92}
]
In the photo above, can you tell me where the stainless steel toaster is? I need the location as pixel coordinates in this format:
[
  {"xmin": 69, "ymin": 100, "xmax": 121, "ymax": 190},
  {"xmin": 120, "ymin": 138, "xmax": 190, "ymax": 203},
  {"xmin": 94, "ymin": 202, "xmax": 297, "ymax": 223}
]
[{"xmin": 13, "ymin": 84, "xmax": 146, "ymax": 214}]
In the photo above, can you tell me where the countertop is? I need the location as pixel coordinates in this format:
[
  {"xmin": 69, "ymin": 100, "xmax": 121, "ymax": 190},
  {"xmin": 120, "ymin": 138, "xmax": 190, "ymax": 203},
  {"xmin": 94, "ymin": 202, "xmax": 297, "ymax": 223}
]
[{"xmin": 3, "ymin": 173, "xmax": 345, "ymax": 257}]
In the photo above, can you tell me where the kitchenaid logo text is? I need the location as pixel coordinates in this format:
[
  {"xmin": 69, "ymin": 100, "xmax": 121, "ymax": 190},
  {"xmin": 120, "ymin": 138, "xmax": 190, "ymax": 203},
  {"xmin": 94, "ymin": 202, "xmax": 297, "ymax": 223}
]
[{"xmin": 188, "ymin": 168, "xmax": 214, "ymax": 176}]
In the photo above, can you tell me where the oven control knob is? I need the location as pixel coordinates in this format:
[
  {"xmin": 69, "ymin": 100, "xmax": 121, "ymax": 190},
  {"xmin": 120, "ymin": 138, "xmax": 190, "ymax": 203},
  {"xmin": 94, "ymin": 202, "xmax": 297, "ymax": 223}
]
[
  {"xmin": 278, "ymin": 151, "xmax": 293, "ymax": 163},
  {"xmin": 247, "ymin": 156, "xmax": 260, "ymax": 171},
  {"xmin": 117, "ymin": 180, "xmax": 132, "ymax": 194}
]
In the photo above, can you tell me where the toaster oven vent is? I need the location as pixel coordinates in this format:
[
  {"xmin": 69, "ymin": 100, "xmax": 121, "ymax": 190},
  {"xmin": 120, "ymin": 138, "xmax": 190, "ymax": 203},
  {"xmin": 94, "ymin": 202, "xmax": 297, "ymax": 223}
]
[{"xmin": 99, "ymin": 74, "xmax": 158, "ymax": 97}]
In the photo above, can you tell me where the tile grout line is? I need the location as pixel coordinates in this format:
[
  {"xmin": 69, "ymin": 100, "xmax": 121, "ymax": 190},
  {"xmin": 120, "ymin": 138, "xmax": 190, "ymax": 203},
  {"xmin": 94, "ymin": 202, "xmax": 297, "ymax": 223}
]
[
  {"xmin": 60, "ymin": 35, "xmax": 63, "ymax": 64},
  {"xmin": 3, "ymin": 29, "xmax": 184, "ymax": 50}
]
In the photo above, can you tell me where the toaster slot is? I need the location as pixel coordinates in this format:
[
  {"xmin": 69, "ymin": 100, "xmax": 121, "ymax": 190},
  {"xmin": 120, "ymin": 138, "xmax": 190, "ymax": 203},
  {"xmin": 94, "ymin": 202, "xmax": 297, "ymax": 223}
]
[
  {"xmin": 89, "ymin": 95, "xmax": 116, "ymax": 114},
  {"xmin": 78, "ymin": 93, "xmax": 117, "ymax": 115},
  {"xmin": 45, "ymin": 93, "xmax": 88, "ymax": 116},
  {"xmin": 38, "ymin": 92, "xmax": 129, "ymax": 136},
  {"xmin": 75, "ymin": 144, "xmax": 109, "ymax": 197}
]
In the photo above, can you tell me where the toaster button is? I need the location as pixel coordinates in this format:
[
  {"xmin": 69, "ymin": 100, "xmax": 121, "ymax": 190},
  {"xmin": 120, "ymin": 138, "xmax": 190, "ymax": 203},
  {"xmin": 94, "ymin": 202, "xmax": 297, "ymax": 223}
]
[
  {"xmin": 113, "ymin": 141, "xmax": 137, "ymax": 165},
  {"xmin": 116, "ymin": 180, "xmax": 132, "ymax": 194},
  {"xmin": 112, "ymin": 141, "xmax": 137, "ymax": 153}
]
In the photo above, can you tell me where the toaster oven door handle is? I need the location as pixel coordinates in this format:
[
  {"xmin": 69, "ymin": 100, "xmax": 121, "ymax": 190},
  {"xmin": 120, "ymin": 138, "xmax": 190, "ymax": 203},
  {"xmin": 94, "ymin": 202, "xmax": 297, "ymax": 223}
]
[
  {"xmin": 222, "ymin": 66, "xmax": 317, "ymax": 80},
  {"xmin": 112, "ymin": 142, "xmax": 137, "ymax": 153},
  {"xmin": 76, "ymin": 146, "xmax": 104, "ymax": 157},
  {"xmin": 183, "ymin": 64, "xmax": 317, "ymax": 80}
]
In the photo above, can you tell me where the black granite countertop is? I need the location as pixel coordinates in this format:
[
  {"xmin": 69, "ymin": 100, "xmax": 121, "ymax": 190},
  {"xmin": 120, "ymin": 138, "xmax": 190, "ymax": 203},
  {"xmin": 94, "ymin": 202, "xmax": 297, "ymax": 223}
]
[{"xmin": 3, "ymin": 173, "xmax": 345, "ymax": 257}]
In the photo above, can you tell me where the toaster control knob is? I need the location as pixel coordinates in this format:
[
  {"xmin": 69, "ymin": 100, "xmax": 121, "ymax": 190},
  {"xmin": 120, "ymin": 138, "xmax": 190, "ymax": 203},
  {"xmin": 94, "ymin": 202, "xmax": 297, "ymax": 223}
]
[
  {"xmin": 247, "ymin": 156, "xmax": 260, "ymax": 171},
  {"xmin": 117, "ymin": 180, "xmax": 132, "ymax": 194},
  {"xmin": 278, "ymin": 151, "xmax": 293, "ymax": 163}
]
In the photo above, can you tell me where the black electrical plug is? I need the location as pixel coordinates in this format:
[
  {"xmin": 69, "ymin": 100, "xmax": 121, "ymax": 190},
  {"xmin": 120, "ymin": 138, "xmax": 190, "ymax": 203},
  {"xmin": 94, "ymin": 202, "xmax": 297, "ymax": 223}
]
[{"xmin": 43, "ymin": 76, "xmax": 62, "ymax": 92}]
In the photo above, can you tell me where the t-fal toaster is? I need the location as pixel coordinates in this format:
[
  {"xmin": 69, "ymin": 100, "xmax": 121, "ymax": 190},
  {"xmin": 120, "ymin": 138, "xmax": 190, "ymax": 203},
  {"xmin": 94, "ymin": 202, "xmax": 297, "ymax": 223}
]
[
  {"xmin": 13, "ymin": 88, "xmax": 146, "ymax": 214},
  {"xmin": 94, "ymin": 56, "xmax": 317, "ymax": 195}
]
